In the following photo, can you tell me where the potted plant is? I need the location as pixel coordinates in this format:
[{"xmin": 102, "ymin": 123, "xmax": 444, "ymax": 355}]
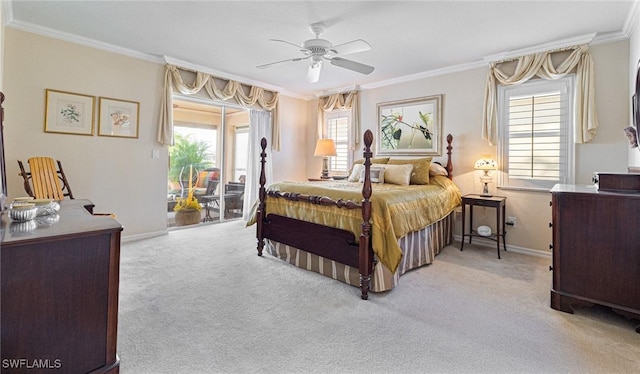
[{"xmin": 173, "ymin": 165, "xmax": 203, "ymax": 226}]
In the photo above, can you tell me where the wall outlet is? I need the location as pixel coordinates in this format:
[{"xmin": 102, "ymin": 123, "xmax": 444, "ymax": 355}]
[{"xmin": 507, "ymin": 216, "xmax": 517, "ymax": 227}]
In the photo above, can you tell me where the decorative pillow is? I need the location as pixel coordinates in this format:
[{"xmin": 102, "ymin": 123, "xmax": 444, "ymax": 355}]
[
  {"xmin": 349, "ymin": 157, "xmax": 390, "ymax": 175},
  {"xmin": 382, "ymin": 164, "xmax": 413, "ymax": 186},
  {"xmin": 429, "ymin": 162, "xmax": 448, "ymax": 177},
  {"xmin": 359, "ymin": 166, "xmax": 385, "ymax": 184},
  {"xmin": 388, "ymin": 157, "xmax": 432, "ymax": 185},
  {"xmin": 348, "ymin": 164, "xmax": 365, "ymax": 182}
]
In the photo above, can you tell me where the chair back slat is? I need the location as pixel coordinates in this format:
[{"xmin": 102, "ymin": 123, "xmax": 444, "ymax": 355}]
[{"xmin": 28, "ymin": 157, "xmax": 65, "ymax": 200}]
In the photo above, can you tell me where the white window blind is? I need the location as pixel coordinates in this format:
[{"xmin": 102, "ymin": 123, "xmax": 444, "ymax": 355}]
[
  {"xmin": 498, "ymin": 77, "xmax": 574, "ymax": 191},
  {"xmin": 326, "ymin": 111, "xmax": 351, "ymax": 174}
]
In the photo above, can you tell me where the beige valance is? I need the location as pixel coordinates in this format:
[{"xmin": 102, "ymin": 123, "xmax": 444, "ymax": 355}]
[
  {"xmin": 317, "ymin": 90, "xmax": 360, "ymax": 145},
  {"xmin": 482, "ymin": 44, "xmax": 599, "ymax": 145},
  {"xmin": 158, "ymin": 64, "xmax": 280, "ymax": 150}
]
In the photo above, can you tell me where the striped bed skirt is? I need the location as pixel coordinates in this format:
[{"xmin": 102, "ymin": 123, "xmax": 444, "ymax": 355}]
[{"xmin": 265, "ymin": 212, "xmax": 454, "ymax": 292}]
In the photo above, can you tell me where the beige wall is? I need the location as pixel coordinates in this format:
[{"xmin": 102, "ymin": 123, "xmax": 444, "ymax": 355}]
[{"xmin": 3, "ymin": 28, "xmax": 308, "ymax": 239}]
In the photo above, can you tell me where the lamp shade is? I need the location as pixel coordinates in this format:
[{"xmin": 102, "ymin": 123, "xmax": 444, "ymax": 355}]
[
  {"xmin": 314, "ymin": 139, "xmax": 337, "ymax": 157},
  {"xmin": 474, "ymin": 158, "xmax": 497, "ymax": 170}
]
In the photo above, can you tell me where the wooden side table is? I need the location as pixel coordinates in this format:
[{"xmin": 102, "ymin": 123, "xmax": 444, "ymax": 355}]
[{"xmin": 460, "ymin": 194, "xmax": 507, "ymax": 259}]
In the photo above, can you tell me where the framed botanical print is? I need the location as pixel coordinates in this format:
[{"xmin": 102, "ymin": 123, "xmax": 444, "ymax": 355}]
[
  {"xmin": 98, "ymin": 97, "xmax": 140, "ymax": 138},
  {"xmin": 376, "ymin": 94, "xmax": 442, "ymax": 155},
  {"xmin": 44, "ymin": 89, "xmax": 95, "ymax": 136}
]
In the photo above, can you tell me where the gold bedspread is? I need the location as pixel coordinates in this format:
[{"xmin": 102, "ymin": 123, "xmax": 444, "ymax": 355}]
[{"xmin": 261, "ymin": 175, "xmax": 461, "ymax": 273}]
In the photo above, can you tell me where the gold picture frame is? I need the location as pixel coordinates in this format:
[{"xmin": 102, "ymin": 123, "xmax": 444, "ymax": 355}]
[
  {"xmin": 376, "ymin": 94, "xmax": 443, "ymax": 156},
  {"xmin": 98, "ymin": 97, "xmax": 140, "ymax": 138},
  {"xmin": 44, "ymin": 89, "xmax": 95, "ymax": 136}
]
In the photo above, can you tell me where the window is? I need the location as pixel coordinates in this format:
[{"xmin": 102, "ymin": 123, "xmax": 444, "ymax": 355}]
[
  {"xmin": 497, "ymin": 76, "xmax": 575, "ymax": 191},
  {"xmin": 325, "ymin": 110, "xmax": 351, "ymax": 174}
]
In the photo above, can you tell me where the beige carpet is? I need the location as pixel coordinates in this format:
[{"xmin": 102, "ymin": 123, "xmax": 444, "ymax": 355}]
[{"xmin": 117, "ymin": 220, "xmax": 640, "ymax": 373}]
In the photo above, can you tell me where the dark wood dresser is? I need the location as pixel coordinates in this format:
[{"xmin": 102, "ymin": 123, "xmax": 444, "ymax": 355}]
[
  {"xmin": 1, "ymin": 200, "xmax": 123, "ymax": 373},
  {"xmin": 550, "ymin": 181, "xmax": 640, "ymax": 332}
]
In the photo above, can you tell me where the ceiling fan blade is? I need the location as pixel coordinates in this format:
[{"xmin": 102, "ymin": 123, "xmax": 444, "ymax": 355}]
[
  {"xmin": 330, "ymin": 57, "xmax": 375, "ymax": 75},
  {"xmin": 331, "ymin": 39, "xmax": 371, "ymax": 56},
  {"xmin": 256, "ymin": 56, "xmax": 307, "ymax": 69},
  {"xmin": 269, "ymin": 39, "xmax": 307, "ymax": 51},
  {"xmin": 307, "ymin": 61, "xmax": 323, "ymax": 83}
]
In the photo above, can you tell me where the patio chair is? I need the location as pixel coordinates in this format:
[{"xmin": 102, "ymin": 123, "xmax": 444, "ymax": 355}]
[{"xmin": 18, "ymin": 157, "xmax": 74, "ymax": 200}]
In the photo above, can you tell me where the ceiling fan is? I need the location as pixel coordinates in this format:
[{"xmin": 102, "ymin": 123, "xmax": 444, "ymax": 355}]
[{"xmin": 256, "ymin": 22, "xmax": 375, "ymax": 83}]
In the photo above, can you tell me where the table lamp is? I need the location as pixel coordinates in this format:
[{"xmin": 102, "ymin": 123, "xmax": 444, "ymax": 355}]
[
  {"xmin": 314, "ymin": 138, "xmax": 337, "ymax": 179},
  {"xmin": 474, "ymin": 157, "xmax": 497, "ymax": 197}
]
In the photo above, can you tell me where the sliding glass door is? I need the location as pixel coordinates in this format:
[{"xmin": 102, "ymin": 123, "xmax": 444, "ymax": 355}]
[{"xmin": 168, "ymin": 99, "xmax": 249, "ymax": 227}]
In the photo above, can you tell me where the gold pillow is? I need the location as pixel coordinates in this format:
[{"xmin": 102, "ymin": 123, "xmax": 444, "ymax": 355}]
[
  {"xmin": 388, "ymin": 157, "xmax": 432, "ymax": 184},
  {"xmin": 382, "ymin": 164, "xmax": 413, "ymax": 186}
]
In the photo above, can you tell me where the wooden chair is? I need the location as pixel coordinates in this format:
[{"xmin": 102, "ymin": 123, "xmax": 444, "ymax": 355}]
[{"xmin": 18, "ymin": 157, "xmax": 74, "ymax": 200}]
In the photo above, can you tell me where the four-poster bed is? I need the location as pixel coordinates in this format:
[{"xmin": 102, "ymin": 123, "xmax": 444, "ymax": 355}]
[{"xmin": 253, "ymin": 130, "xmax": 460, "ymax": 299}]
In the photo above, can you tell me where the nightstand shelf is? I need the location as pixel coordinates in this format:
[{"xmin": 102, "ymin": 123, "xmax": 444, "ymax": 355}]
[{"xmin": 460, "ymin": 194, "xmax": 507, "ymax": 259}]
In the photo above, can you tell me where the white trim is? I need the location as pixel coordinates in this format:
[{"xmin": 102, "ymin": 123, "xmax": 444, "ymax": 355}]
[
  {"xmin": 360, "ymin": 60, "xmax": 487, "ymax": 90},
  {"xmin": 121, "ymin": 230, "xmax": 168, "ymax": 243},
  {"xmin": 452, "ymin": 235, "xmax": 551, "ymax": 259},
  {"xmin": 623, "ymin": 0, "xmax": 640, "ymax": 37},
  {"xmin": 483, "ymin": 33, "xmax": 596, "ymax": 63},
  {"xmin": 7, "ymin": 18, "xmax": 163, "ymax": 64}
]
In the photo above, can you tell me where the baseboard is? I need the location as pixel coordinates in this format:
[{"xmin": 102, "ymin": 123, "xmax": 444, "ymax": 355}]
[
  {"xmin": 452, "ymin": 234, "xmax": 551, "ymax": 258},
  {"xmin": 122, "ymin": 230, "xmax": 168, "ymax": 243}
]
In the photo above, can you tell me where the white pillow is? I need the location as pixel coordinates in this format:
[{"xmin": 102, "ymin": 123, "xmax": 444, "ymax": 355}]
[
  {"xmin": 348, "ymin": 164, "xmax": 364, "ymax": 182},
  {"xmin": 359, "ymin": 166, "xmax": 385, "ymax": 184},
  {"xmin": 383, "ymin": 164, "xmax": 413, "ymax": 185},
  {"xmin": 429, "ymin": 162, "xmax": 448, "ymax": 176}
]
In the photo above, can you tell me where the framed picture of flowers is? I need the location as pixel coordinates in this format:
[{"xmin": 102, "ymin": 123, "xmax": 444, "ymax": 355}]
[
  {"xmin": 44, "ymin": 89, "xmax": 95, "ymax": 136},
  {"xmin": 98, "ymin": 97, "xmax": 140, "ymax": 138},
  {"xmin": 376, "ymin": 94, "xmax": 442, "ymax": 155}
]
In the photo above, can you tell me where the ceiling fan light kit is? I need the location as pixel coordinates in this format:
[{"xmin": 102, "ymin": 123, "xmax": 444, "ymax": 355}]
[{"xmin": 257, "ymin": 22, "xmax": 374, "ymax": 83}]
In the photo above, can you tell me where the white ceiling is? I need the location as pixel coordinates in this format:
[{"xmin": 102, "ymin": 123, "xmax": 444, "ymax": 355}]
[{"xmin": 5, "ymin": 1, "xmax": 638, "ymax": 98}]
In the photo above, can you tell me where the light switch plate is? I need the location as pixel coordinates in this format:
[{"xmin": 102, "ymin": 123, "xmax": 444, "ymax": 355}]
[{"xmin": 152, "ymin": 149, "xmax": 160, "ymax": 159}]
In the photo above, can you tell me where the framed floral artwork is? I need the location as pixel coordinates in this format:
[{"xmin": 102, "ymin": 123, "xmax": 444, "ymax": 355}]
[
  {"xmin": 44, "ymin": 89, "xmax": 95, "ymax": 136},
  {"xmin": 98, "ymin": 97, "xmax": 140, "ymax": 138},
  {"xmin": 376, "ymin": 94, "xmax": 443, "ymax": 156}
]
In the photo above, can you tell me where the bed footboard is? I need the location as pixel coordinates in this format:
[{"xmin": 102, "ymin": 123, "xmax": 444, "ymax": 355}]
[{"xmin": 256, "ymin": 130, "xmax": 375, "ymax": 299}]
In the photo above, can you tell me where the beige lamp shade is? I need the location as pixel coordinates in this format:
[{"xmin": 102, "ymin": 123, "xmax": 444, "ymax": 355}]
[{"xmin": 314, "ymin": 139, "xmax": 337, "ymax": 157}]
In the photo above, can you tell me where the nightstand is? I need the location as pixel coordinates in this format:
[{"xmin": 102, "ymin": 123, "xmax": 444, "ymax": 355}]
[{"xmin": 460, "ymin": 194, "xmax": 507, "ymax": 259}]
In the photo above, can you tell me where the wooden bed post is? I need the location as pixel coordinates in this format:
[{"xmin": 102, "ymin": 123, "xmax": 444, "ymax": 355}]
[
  {"xmin": 446, "ymin": 134, "xmax": 453, "ymax": 179},
  {"xmin": 359, "ymin": 130, "xmax": 374, "ymax": 300},
  {"xmin": 256, "ymin": 137, "xmax": 268, "ymax": 256}
]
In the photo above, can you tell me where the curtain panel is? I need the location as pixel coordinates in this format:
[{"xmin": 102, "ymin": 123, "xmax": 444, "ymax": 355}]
[
  {"xmin": 158, "ymin": 64, "xmax": 280, "ymax": 150},
  {"xmin": 317, "ymin": 90, "xmax": 361, "ymax": 146},
  {"xmin": 482, "ymin": 44, "xmax": 599, "ymax": 145}
]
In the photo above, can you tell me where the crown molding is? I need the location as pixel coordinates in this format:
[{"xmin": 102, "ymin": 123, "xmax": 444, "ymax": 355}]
[
  {"xmin": 482, "ymin": 32, "xmax": 597, "ymax": 63},
  {"xmin": 622, "ymin": 0, "xmax": 640, "ymax": 37},
  {"xmin": 6, "ymin": 18, "xmax": 163, "ymax": 64},
  {"xmin": 359, "ymin": 60, "xmax": 487, "ymax": 91}
]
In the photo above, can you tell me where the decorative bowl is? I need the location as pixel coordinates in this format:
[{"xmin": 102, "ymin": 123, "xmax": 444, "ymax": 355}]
[
  {"xmin": 477, "ymin": 225, "xmax": 492, "ymax": 237},
  {"xmin": 9, "ymin": 203, "xmax": 38, "ymax": 222},
  {"xmin": 33, "ymin": 199, "xmax": 60, "ymax": 216}
]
